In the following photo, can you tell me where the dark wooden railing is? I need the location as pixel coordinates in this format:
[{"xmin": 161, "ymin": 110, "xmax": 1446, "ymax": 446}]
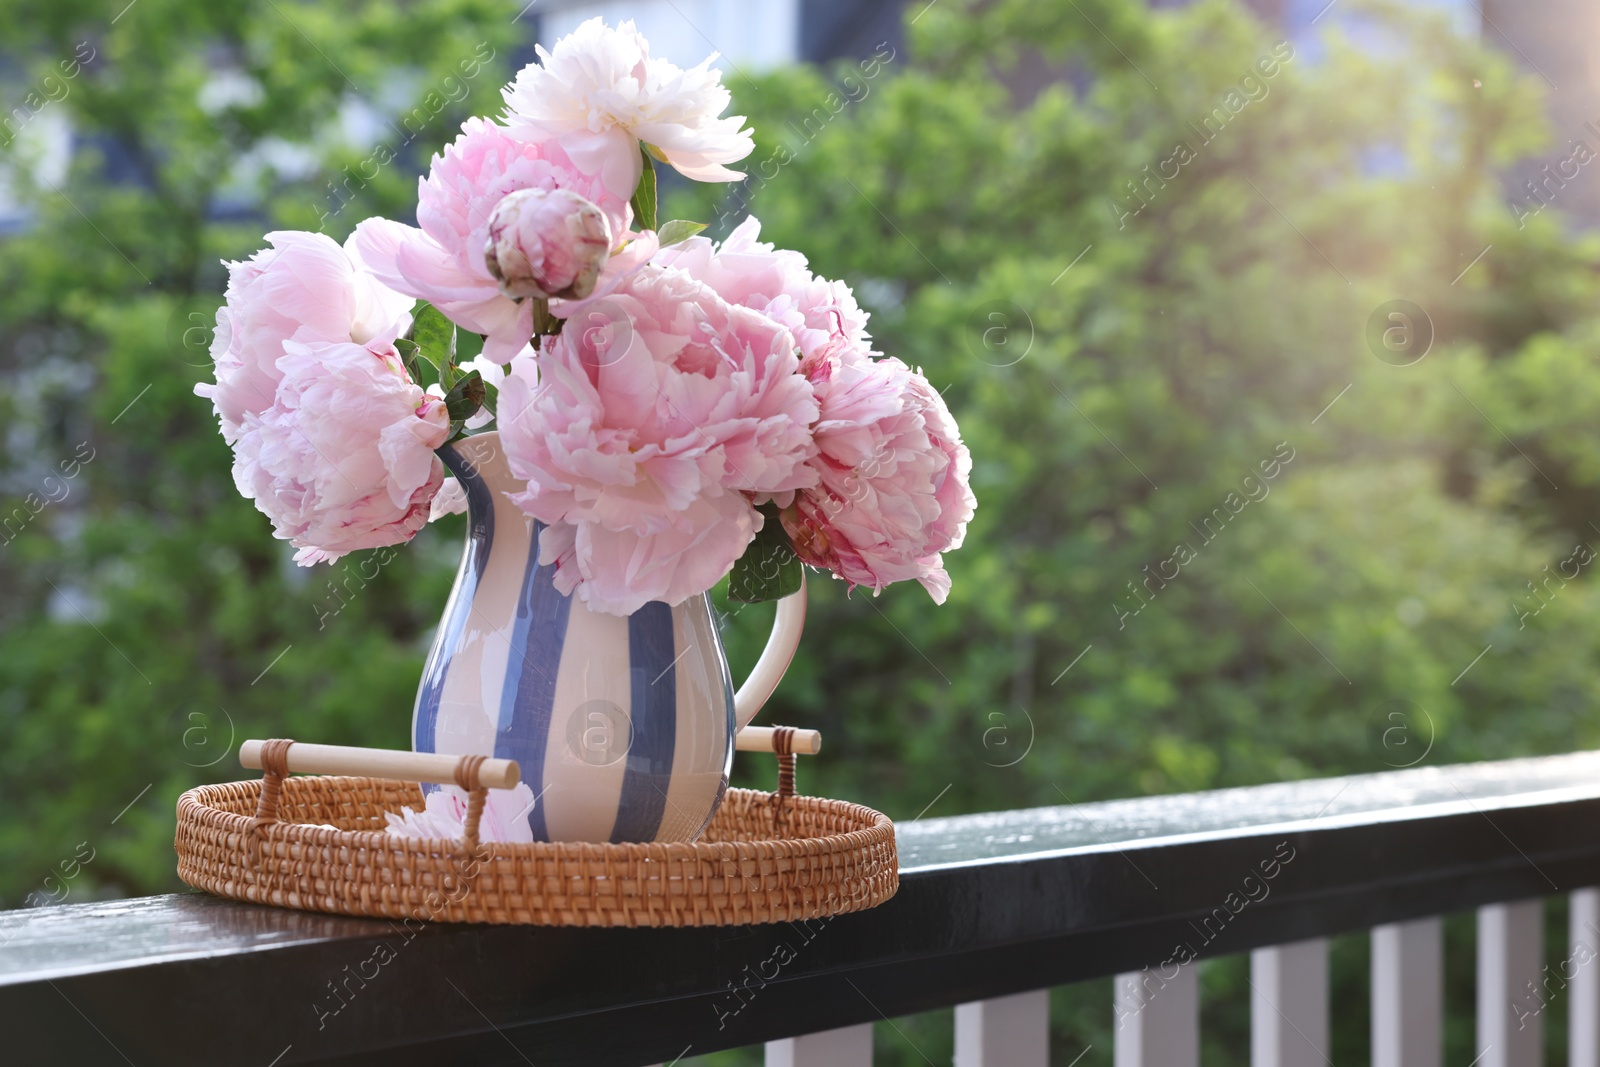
[{"xmin": 6, "ymin": 750, "xmax": 1600, "ymax": 1065}]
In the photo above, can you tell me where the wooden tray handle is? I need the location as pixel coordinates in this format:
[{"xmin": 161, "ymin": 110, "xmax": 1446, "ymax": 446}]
[
  {"xmin": 240, "ymin": 740, "xmax": 520, "ymax": 789},
  {"xmin": 735, "ymin": 725, "xmax": 821, "ymax": 756},
  {"xmin": 239, "ymin": 730, "xmax": 818, "ymax": 847},
  {"xmin": 241, "ymin": 739, "xmax": 520, "ymax": 855},
  {"xmin": 243, "ymin": 732, "xmax": 814, "ymax": 771}
]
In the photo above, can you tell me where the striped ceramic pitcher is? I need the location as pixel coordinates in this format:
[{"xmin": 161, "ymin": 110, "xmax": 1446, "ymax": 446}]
[{"xmin": 413, "ymin": 432, "xmax": 805, "ymax": 843}]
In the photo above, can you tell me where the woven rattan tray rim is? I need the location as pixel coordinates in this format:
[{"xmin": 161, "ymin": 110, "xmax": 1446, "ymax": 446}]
[{"xmin": 176, "ymin": 776, "xmax": 893, "ymax": 861}]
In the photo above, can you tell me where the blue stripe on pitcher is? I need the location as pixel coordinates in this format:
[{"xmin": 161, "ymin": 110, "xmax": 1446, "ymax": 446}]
[
  {"xmin": 610, "ymin": 602, "xmax": 678, "ymax": 842},
  {"xmin": 501, "ymin": 526, "xmax": 568, "ymax": 842},
  {"xmin": 413, "ymin": 446, "xmax": 494, "ymax": 755},
  {"xmin": 491, "ymin": 577, "xmax": 681, "ymax": 842}
]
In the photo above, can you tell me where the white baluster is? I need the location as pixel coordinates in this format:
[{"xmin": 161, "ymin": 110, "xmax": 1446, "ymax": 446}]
[
  {"xmin": 1251, "ymin": 938, "xmax": 1328, "ymax": 1067},
  {"xmin": 1372, "ymin": 917, "xmax": 1442, "ymax": 1067},
  {"xmin": 1571, "ymin": 888, "xmax": 1600, "ymax": 1067},
  {"xmin": 1478, "ymin": 899, "xmax": 1544, "ymax": 1067},
  {"xmin": 766, "ymin": 1022, "xmax": 873, "ymax": 1067},
  {"xmin": 1114, "ymin": 962, "xmax": 1199, "ymax": 1067},
  {"xmin": 955, "ymin": 988, "xmax": 1050, "ymax": 1067}
]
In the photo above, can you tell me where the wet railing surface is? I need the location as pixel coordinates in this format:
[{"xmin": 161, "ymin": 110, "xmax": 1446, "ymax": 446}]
[{"xmin": 6, "ymin": 750, "xmax": 1600, "ymax": 1065}]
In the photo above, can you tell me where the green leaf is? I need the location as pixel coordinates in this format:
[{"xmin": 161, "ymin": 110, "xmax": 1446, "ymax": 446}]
[
  {"xmin": 630, "ymin": 145, "xmax": 658, "ymax": 232},
  {"xmin": 657, "ymin": 220, "xmax": 708, "ymax": 247},
  {"xmin": 727, "ymin": 503, "xmax": 804, "ymax": 603},
  {"xmin": 393, "ymin": 337, "xmax": 422, "ymax": 377},
  {"xmin": 442, "ymin": 369, "xmax": 485, "ymax": 423},
  {"xmin": 409, "ymin": 302, "xmax": 456, "ymax": 379}
]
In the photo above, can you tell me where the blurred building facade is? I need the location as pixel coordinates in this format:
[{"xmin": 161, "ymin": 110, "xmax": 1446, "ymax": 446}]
[
  {"xmin": 532, "ymin": 0, "xmax": 904, "ymax": 70},
  {"xmin": 1479, "ymin": 0, "xmax": 1600, "ymax": 231}
]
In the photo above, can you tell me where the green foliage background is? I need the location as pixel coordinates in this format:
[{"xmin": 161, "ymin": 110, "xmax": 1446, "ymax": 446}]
[{"xmin": 2, "ymin": 0, "xmax": 1598, "ymax": 1062}]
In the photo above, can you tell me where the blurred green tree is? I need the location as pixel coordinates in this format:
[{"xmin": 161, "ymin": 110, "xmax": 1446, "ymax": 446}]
[
  {"xmin": 668, "ymin": 0, "xmax": 1600, "ymax": 1061},
  {"xmin": 685, "ymin": 0, "xmax": 1600, "ymax": 817},
  {"xmin": 0, "ymin": 0, "xmax": 520, "ymax": 901}
]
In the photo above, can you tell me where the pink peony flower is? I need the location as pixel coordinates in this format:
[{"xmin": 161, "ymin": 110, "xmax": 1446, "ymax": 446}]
[
  {"xmin": 654, "ymin": 216, "xmax": 874, "ymax": 368},
  {"xmin": 498, "ymin": 267, "xmax": 820, "ymax": 615},
  {"xmin": 351, "ymin": 118, "xmax": 642, "ymax": 362},
  {"xmin": 485, "ymin": 187, "xmax": 613, "ymax": 300},
  {"xmin": 501, "ymin": 17, "xmax": 754, "ymax": 200},
  {"xmin": 384, "ymin": 782, "xmax": 538, "ymax": 844},
  {"xmin": 658, "ymin": 216, "xmax": 974, "ymax": 601},
  {"xmin": 196, "ymin": 230, "xmax": 413, "ymax": 443},
  {"xmin": 782, "ymin": 359, "xmax": 976, "ymax": 604},
  {"xmin": 656, "ymin": 215, "xmax": 888, "ymax": 511},
  {"xmin": 233, "ymin": 341, "xmax": 450, "ymax": 565}
]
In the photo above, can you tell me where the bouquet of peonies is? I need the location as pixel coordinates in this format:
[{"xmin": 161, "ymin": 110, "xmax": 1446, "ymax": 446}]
[{"xmin": 199, "ymin": 19, "xmax": 975, "ymax": 617}]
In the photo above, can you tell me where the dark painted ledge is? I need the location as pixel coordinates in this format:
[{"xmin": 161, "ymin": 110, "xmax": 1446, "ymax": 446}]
[{"xmin": 6, "ymin": 751, "xmax": 1600, "ymax": 1065}]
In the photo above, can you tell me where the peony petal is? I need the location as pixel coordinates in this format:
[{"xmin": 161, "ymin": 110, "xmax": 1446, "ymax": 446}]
[
  {"xmin": 429, "ymin": 476, "xmax": 468, "ymax": 521},
  {"xmin": 558, "ymin": 128, "xmax": 643, "ymax": 202},
  {"xmin": 348, "ymin": 217, "xmax": 420, "ymax": 298}
]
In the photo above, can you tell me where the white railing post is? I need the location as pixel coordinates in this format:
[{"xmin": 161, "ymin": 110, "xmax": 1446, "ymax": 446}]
[
  {"xmin": 1572, "ymin": 888, "xmax": 1600, "ymax": 1067},
  {"xmin": 955, "ymin": 988, "xmax": 1050, "ymax": 1067},
  {"xmin": 1114, "ymin": 962, "xmax": 1199, "ymax": 1067},
  {"xmin": 1251, "ymin": 938, "xmax": 1328, "ymax": 1067},
  {"xmin": 766, "ymin": 1022, "xmax": 873, "ymax": 1067},
  {"xmin": 1372, "ymin": 917, "xmax": 1443, "ymax": 1067},
  {"xmin": 1478, "ymin": 899, "xmax": 1544, "ymax": 1067}
]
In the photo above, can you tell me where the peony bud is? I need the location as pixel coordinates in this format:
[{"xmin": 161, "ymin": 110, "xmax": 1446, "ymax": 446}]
[{"xmin": 484, "ymin": 187, "xmax": 612, "ymax": 301}]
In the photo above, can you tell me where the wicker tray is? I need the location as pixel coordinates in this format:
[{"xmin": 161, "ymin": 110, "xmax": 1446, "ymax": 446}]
[{"xmin": 175, "ymin": 741, "xmax": 898, "ymax": 927}]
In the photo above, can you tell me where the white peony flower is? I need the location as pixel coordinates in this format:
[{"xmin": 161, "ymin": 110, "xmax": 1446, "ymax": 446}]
[{"xmin": 500, "ymin": 17, "xmax": 755, "ymax": 200}]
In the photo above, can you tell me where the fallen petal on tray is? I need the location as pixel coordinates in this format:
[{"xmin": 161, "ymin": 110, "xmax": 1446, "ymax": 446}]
[{"xmin": 385, "ymin": 782, "xmax": 538, "ymax": 844}]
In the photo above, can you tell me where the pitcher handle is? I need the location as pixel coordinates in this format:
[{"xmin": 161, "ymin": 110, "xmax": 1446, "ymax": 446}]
[{"xmin": 732, "ymin": 572, "xmax": 808, "ymax": 731}]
